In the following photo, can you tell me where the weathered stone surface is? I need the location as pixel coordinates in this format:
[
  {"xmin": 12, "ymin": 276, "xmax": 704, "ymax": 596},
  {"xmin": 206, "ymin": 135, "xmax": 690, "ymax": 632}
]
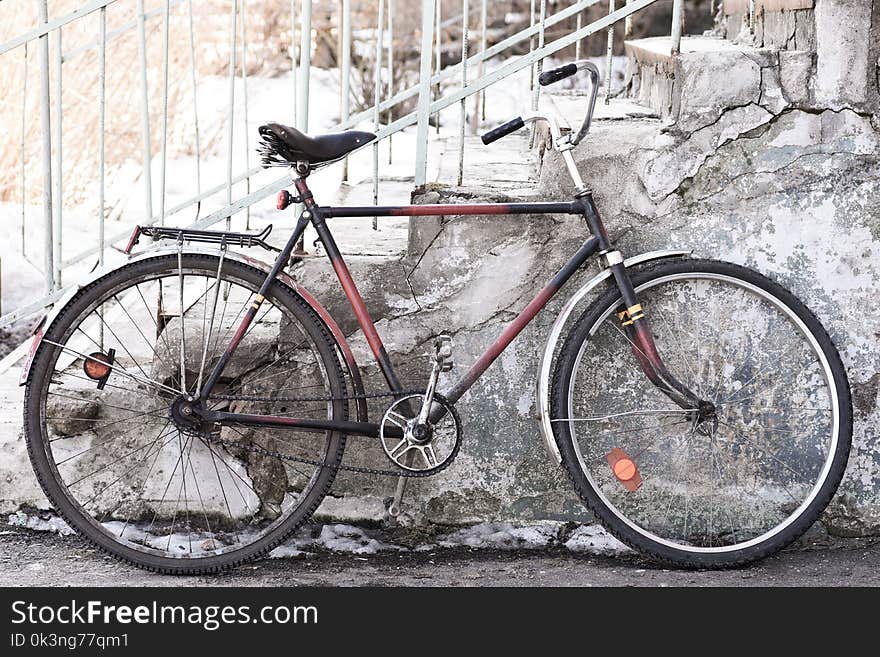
[
  {"xmin": 779, "ymin": 50, "xmax": 814, "ymax": 105},
  {"xmin": 814, "ymin": 0, "xmax": 873, "ymax": 108}
]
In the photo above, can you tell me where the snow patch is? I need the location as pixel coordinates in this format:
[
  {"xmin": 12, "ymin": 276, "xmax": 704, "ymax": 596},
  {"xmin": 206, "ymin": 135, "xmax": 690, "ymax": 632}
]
[
  {"xmin": 564, "ymin": 524, "xmax": 630, "ymax": 555},
  {"xmin": 438, "ymin": 521, "xmax": 560, "ymax": 550},
  {"xmin": 7, "ymin": 510, "xmax": 74, "ymax": 536}
]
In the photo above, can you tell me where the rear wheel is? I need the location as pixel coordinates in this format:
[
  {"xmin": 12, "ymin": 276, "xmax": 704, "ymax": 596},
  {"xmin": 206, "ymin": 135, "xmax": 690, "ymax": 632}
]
[
  {"xmin": 551, "ymin": 259, "xmax": 852, "ymax": 567},
  {"xmin": 23, "ymin": 254, "xmax": 348, "ymax": 574}
]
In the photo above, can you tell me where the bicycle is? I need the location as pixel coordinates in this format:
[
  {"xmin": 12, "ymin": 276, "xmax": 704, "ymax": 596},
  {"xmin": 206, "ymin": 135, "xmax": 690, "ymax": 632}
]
[{"xmin": 20, "ymin": 61, "xmax": 852, "ymax": 573}]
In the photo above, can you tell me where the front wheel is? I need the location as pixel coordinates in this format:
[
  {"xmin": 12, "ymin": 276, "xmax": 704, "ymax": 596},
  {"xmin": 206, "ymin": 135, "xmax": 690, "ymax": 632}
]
[{"xmin": 551, "ymin": 258, "xmax": 852, "ymax": 568}]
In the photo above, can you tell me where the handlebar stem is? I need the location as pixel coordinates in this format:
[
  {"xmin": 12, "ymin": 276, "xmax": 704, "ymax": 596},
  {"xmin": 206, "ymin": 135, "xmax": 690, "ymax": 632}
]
[{"xmin": 520, "ymin": 111, "xmax": 588, "ymax": 195}]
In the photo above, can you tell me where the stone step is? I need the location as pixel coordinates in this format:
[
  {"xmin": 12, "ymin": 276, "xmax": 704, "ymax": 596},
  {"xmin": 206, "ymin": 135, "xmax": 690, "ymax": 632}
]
[
  {"xmin": 624, "ymin": 35, "xmax": 811, "ymax": 129},
  {"xmin": 433, "ymin": 133, "xmax": 542, "ymax": 198},
  {"xmin": 720, "ymin": 0, "xmax": 815, "ymax": 51}
]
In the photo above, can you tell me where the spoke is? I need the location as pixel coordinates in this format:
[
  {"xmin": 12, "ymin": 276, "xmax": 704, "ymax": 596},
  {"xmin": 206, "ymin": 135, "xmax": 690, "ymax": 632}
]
[
  {"xmin": 223, "ymin": 424, "xmax": 316, "ymax": 484},
  {"xmin": 54, "ymin": 417, "xmax": 165, "ymax": 466},
  {"xmin": 178, "ymin": 249, "xmax": 188, "ymax": 393},
  {"xmin": 720, "ymin": 403, "xmax": 832, "ymax": 413},
  {"xmin": 196, "ymin": 253, "xmax": 225, "ymax": 396},
  {"xmin": 654, "ymin": 304, "xmax": 700, "ymax": 396},
  {"xmin": 55, "ymin": 371, "xmax": 146, "ymax": 395},
  {"xmin": 47, "ymin": 404, "xmax": 169, "ymax": 439},
  {"xmin": 47, "ymin": 390, "xmax": 162, "ymax": 416},
  {"xmin": 718, "ymin": 420, "xmax": 807, "ymax": 497},
  {"xmin": 78, "ymin": 424, "xmax": 178, "ymax": 510},
  {"xmin": 184, "ymin": 438, "xmax": 214, "ymax": 548},
  {"xmin": 223, "ymin": 335, "xmax": 313, "ymax": 392},
  {"xmin": 146, "ymin": 429, "xmax": 189, "ymax": 536},
  {"xmin": 719, "ymin": 339, "xmax": 803, "ymax": 404},
  {"xmin": 135, "ymin": 282, "xmax": 177, "ymax": 373},
  {"xmin": 553, "ymin": 408, "xmax": 694, "ymax": 423},
  {"xmin": 166, "ymin": 432, "xmax": 194, "ymax": 553},
  {"xmin": 196, "ymin": 435, "xmax": 259, "ymax": 513},
  {"xmin": 44, "ymin": 340, "xmax": 180, "ymax": 396},
  {"xmin": 91, "ymin": 306, "xmax": 155, "ymax": 386},
  {"xmin": 118, "ymin": 420, "xmax": 174, "ymax": 537},
  {"xmin": 207, "ymin": 291, "xmax": 254, "ymax": 373},
  {"xmin": 67, "ymin": 425, "xmax": 178, "ymax": 489},
  {"xmin": 112, "ymin": 294, "xmax": 163, "ymax": 363}
]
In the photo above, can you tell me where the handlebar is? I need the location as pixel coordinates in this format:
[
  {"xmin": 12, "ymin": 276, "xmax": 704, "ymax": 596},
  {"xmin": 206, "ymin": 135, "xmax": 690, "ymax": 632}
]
[
  {"xmin": 481, "ymin": 116, "xmax": 526, "ymax": 145},
  {"xmin": 480, "ymin": 60, "xmax": 601, "ymax": 149}
]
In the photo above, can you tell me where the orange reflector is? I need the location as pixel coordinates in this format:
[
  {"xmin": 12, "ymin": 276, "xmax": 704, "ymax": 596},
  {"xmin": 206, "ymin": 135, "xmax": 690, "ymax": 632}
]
[
  {"xmin": 83, "ymin": 352, "xmax": 112, "ymax": 380},
  {"xmin": 607, "ymin": 447, "xmax": 642, "ymax": 492}
]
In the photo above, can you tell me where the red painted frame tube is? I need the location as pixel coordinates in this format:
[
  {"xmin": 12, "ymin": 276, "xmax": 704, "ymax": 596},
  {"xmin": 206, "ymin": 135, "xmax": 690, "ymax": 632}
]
[{"xmin": 321, "ymin": 201, "xmax": 582, "ymax": 218}]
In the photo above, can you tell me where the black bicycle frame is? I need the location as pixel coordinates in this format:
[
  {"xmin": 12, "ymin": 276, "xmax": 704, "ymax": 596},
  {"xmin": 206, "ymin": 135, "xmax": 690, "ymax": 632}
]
[{"xmin": 201, "ymin": 178, "xmax": 700, "ymax": 437}]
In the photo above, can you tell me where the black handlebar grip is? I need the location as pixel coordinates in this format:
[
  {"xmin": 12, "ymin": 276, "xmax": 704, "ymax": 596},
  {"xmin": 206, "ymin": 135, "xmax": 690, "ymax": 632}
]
[
  {"xmin": 539, "ymin": 63, "xmax": 578, "ymax": 86},
  {"xmin": 481, "ymin": 117, "xmax": 525, "ymax": 145}
]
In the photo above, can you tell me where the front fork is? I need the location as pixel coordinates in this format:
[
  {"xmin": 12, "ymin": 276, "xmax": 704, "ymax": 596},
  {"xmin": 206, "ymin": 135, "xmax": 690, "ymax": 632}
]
[{"xmin": 580, "ymin": 194, "xmax": 703, "ymax": 413}]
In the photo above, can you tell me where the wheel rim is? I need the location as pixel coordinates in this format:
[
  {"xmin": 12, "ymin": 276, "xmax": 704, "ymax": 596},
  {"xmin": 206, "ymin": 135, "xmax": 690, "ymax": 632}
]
[
  {"xmin": 564, "ymin": 272, "xmax": 840, "ymax": 554},
  {"xmin": 33, "ymin": 260, "xmax": 342, "ymax": 562}
]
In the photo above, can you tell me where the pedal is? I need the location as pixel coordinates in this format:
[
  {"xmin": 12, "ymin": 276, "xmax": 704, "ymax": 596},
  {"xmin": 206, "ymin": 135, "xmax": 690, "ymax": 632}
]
[{"xmin": 434, "ymin": 334, "xmax": 453, "ymax": 372}]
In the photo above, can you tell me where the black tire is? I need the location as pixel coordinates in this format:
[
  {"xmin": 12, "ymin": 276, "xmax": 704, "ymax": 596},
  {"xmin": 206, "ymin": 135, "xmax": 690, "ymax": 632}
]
[
  {"xmin": 23, "ymin": 253, "xmax": 348, "ymax": 574},
  {"xmin": 551, "ymin": 258, "xmax": 852, "ymax": 568}
]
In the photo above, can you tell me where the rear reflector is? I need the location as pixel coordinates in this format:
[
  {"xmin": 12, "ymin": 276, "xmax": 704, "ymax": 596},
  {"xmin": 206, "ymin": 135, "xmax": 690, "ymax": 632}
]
[
  {"xmin": 84, "ymin": 352, "xmax": 113, "ymax": 381},
  {"xmin": 607, "ymin": 447, "xmax": 642, "ymax": 492}
]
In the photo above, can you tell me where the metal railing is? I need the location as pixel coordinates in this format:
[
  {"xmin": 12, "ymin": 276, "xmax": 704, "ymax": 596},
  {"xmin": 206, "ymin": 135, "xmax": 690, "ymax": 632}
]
[{"xmin": 0, "ymin": 0, "xmax": 688, "ymax": 331}]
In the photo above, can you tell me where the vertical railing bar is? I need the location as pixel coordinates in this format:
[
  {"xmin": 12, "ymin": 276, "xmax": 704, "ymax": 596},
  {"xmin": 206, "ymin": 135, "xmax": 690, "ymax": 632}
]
[
  {"xmin": 225, "ymin": 0, "xmax": 238, "ymax": 231},
  {"xmin": 240, "ymin": 0, "xmax": 251, "ymax": 229},
  {"xmin": 670, "ymin": 0, "xmax": 683, "ymax": 55},
  {"xmin": 625, "ymin": 0, "xmax": 633, "ymax": 37},
  {"xmin": 386, "ymin": 0, "xmax": 394, "ymax": 164},
  {"xmin": 98, "ymin": 6, "xmax": 107, "ymax": 350},
  {"xmin": 414, "ymin": 0, "xmax": 435, "ymax": 187},
  {"xmin": 477, "ymin": 0, "xmax": 487, "ymax": 123},
  {"xmin": 457, "ymin": 0, "xmax": 469, "ymax": 186},
  {"xmin": 186, "ymin": 0, "xmax": 202, "ymax": 221},
  {"xmin": 340, "ymin": 0, "xmax": 351, "ymax": 182},
  {"xmin": 529, "ymin": 0, "xmax": 535, "ymax": 92},
  {"xmin": 530, "ymin": 0, "xmax": 546, "ymax": 146},
  {"xmin": 157, "ymin": 0, "xmax": 170, "ymax": 227},
  {"xmin": 295, "ymin": 0, "xmax": 311, "ymax": 253},
  {"xmin": 434, "ymin": 0, "xmax": 441, "ymax": 134},
  {"xmin": 575, "ymin": 5, "xmax": 582, "ymax": 60},
  {"xmin": 604, "ymin": 0, "xmax": 615, "ymax": 104},
  {"xmin": 291, "ymin": 0, "xmax": 298, "ymax": 126},
  {"xmin": 296, "ymin": 0, "xmax": 311, "ymax": 133},
  {"xmin": 20, "ymin": 43, "xmax": 28, "ymax": 259},
  {"xmin": 38, "ymin": 0, "xmax": 53, "ymax": 296},
  {"xmin": 52, "ymin": 26, "xmax": 62, "ymax": 289},
  {"xmin": 98, "ymin": 6, "xmax": 106, "ymax": 267},
  {"xmin": 372, "ymin": 0, "xmax": 385, "ymax": 230},
  {"xmin": 136, "ymin": 0, "xmax": 153, "ymax": 227}
]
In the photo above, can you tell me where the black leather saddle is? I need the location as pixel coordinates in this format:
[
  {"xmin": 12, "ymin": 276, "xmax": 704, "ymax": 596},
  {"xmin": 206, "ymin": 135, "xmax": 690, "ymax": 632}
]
[{"xmin": 258, "ymin": 123, "xmax": 375, "ymax": 167}]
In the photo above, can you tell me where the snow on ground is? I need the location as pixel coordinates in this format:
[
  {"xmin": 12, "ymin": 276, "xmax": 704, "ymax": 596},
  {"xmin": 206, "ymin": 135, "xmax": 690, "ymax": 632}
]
[
  {"xmin": 7, "ymin": 510, "xmax": 630, "ymax": 558},
  {"xmin": 7, "ymin": 510, "xmax": 74, "ymax": 536}
]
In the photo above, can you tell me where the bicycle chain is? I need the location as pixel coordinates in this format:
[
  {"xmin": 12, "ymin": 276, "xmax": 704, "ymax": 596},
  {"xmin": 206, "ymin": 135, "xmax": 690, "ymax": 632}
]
[{"xmin": 204, "ymin": 389, "xmax": 455, "ymax": 478}]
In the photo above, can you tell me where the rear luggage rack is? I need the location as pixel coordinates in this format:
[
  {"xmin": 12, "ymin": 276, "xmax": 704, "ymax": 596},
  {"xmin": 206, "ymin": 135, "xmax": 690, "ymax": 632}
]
[{"xmin": 124, "ymin": 224, "xmax": 281, "ymax": 255}]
